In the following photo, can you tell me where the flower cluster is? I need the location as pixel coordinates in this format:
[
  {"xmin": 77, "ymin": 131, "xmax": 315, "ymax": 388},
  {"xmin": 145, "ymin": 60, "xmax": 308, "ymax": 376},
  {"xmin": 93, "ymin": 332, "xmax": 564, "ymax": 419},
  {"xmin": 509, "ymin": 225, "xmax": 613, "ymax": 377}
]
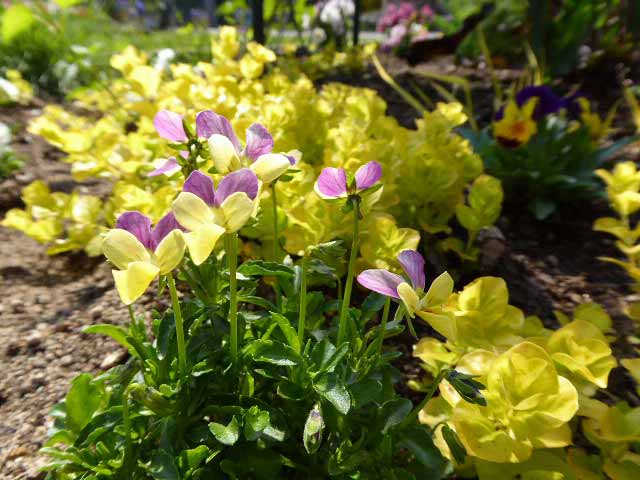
[{"xmin": 376, "ymin": 2, "xmax": 434, "ymax": 51}]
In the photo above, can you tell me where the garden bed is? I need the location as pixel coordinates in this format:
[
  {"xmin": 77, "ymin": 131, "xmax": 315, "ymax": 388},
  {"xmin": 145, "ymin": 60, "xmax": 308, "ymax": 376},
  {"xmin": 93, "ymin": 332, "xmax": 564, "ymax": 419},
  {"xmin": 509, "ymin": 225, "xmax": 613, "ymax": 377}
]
[{"xmin": 1, "ymin": 53, "xmax": 639, "ymax": 478}]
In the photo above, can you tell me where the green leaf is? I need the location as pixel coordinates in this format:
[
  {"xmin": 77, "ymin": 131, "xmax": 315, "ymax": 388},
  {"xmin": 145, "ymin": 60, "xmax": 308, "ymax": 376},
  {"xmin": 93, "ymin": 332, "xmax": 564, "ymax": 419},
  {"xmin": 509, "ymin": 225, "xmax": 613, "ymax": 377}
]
[
  {"xmin": 271, "ymin": 312, "xmax": 300, "ymax": 353},
  {"xmin": 246, "ymin": 339, "xmax": 303, "ymax": 366},
  {"xmin": 238, "ymin": 260, "xmax": 294, "ymax": 277},
  {"xmin": 380, "ymin": 398, "xmax": 412, "ymax": 434},
  {"xmin": 53, "ymin": 0, "xmax": 84, "ymax": 8},
  {"xmin": 350, "ymin": 378, "xmax": 383, "ymax": 409},
  {"xmin": 244, "ymin": 406, "xmax": 270, "ymax": 441},
  {"xmin": 529, "ymin": 197, "xmax": 556, "ymax": 220},
  {"xmin": 309, "ymin": 339, "xmax": 347, "ymax": 373},
  {"xmin": 313, "ymin": 372, "xmax": 350, "ymax": 415},
  {"xmin": 83, "ymin": 324, "xmax": 135, "ymax": 355},
  {"xmin": 148, "ymin": 449, "xmax": 180, "ymax": 480},
  {"xmin": 180, "ymin": 445, "xmax": 210, "ymax": 471},
  {"xmin": 1, "ymin": 4, "xmax": 35, "ymax": 43},
  {"xmin": 441, "ymin": 424, "xmax": 467, "ymax": 464},
  {"xmin": 209, "ymin": 416, "xmax": 240, "ymax": 446},
  {"xmin": 398, "ymin": 425, "xmax": 447, "ymax": 476},
  {"xmin": 303, "ymin": 403, "xmax": 324, "ymax": 454},
  {"xmin": 65, "ymin": 374, "xmax": 104, "ymax": 433}
]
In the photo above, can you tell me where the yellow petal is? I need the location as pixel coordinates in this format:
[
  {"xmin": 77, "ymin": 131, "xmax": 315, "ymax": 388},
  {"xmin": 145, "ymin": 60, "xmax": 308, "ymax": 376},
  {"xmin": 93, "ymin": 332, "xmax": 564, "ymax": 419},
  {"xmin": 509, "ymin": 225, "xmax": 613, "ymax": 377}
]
[
  {"xmin": 102, "ymin": 229, "xmax": 151, "ymax": 270},
  {"xmin": 172, "ymin": 192, "xmax": 215, "ymax": 232},
  {"xmin": 184, "ymin": 223, "xmax": 225, "ymax": 265},
  {"xmin": 112, "ymin": 261, "xmax": 160, "ymax": 305},
  {"xmin": 207, "ymin": 134, "xmax": 239, "ymax": 174},
  {"xmin": 417, "ymin": 311, "xmax": 457, "ymax": 341},
  {"xmin": 424, "ymin": 271, "xmax": 454, "ymax": 306},
  {"xmin": 397, "ymin": 282, "xmax": 419, "ymax": 318},
  {"xmin": 250, "ymin": 153, "xmax": 291, "ymax": 183},
  {"xmin": 154, "ymin": 230, "xmax": 186, "ymax": 274},
  {"xmin": 218, "ymin": 191, "xmax": 255, "ymax": 233}
]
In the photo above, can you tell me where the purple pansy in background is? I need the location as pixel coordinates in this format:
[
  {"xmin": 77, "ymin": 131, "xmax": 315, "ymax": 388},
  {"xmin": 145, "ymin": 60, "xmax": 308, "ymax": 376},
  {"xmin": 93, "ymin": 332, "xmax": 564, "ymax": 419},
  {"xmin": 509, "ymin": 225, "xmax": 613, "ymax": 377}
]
[
  {"xmin": 314, "ymin": 160, "xmax": 382, "ymax": 199},
  {"xmin": 153, "ymin": 110, "xmax": 188, "ymax": 142},
  {"xmin": 357, "ymin": 250, "xmax": 425, "ymax": 299},
  {"xmin": 196, "ymin": 110, "xmax": 294, "ymax": 183},
  {"xmin": 148, "ymin": 151, "xmax": 188, "ymax": 177},
  {"xmin": 116, "ymin": 211, "xmax": 185, "ymax": 251}
]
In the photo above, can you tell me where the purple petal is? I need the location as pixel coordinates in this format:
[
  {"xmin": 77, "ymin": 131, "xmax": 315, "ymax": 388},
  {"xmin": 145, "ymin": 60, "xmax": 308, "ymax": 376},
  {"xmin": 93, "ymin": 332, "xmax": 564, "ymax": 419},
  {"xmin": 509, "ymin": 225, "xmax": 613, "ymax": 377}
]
[
  {"xmin": 151, "ymin": 212, "xmax": 184, "ymax": 249},
  {"xmin": 214, "ymin": 168, "xmax": 259, "ymax": 207},
  {"xmin": 286, "ymin": 154, "xmax": 297, "ymax": 165},
  {"xmin": 183, "ymin": 171, "xmax": 216, "ymax": 206},
  {"xmin": 153, "ymin": 110, "xmax": 187, "ymax": 142},
  {"xmin": 195, "ymin": 110, "xmax": 242, "ymax": 153},
  {"xmin": 148, "ymin": 157, "xmax": 180, "ymax": 177},
  {"xmin": 357, "ymin": 269, "xmax": 404, "ymax": 298},
  {"xmin": 355, "ymin": 161, "xmax": 382, "ymax": 191},
  {"xmin": 398, "ymin": 250, "xmax": 425, "ymax": 290},
  {"xmin": 316, "ymin": 167, "xmax": 347, "ymax": 198},
  {"xmin": 244, "ymin": 123, "xmax": 274, "ymax": 160},
  {"xmin": 116, "ymin": 211, "xmax": 153, "ymax": 249}
]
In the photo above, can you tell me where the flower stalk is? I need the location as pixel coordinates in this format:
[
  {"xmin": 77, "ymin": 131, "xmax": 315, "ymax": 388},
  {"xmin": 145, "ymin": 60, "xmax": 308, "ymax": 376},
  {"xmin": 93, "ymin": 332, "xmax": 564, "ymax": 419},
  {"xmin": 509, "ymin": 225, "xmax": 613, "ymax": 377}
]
[
  {"xmin": 297, "ymin": 257, "xmax": 307, "ymax": 352},
  {"xmin": 337, "ymin": 197, "xmax": 360, "ymax": 345},
  {"xmin": 167, "ymin": 273, "xmax": 187, "ymax": 377},
  {"xmin": 377, "ymin": 297, "xmax": 391, "ymax": 357},
  {"xmin": 226, "ymin": 233, "xmax": 239, "ymax": 365}
]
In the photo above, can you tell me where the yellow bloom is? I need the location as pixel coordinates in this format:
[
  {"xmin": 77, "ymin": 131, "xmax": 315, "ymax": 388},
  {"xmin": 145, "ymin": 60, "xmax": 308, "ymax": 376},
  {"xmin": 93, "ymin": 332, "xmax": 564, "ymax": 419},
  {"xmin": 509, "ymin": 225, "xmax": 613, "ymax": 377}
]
[
  {"xmin": 493, "ymin": 99, "xmax": 539, "ymax": 147},
  {"xmin": 102, "ymin": 211, "xmax": 186, "ymax": 305}
]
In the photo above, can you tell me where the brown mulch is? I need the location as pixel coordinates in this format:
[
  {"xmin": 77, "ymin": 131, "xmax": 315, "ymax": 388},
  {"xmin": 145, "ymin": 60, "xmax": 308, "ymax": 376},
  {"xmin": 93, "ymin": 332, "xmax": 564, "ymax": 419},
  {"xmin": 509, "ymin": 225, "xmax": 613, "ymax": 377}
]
[{"xmin": 1, "ymin": 52, "xmax": 639, "ymax": 478}]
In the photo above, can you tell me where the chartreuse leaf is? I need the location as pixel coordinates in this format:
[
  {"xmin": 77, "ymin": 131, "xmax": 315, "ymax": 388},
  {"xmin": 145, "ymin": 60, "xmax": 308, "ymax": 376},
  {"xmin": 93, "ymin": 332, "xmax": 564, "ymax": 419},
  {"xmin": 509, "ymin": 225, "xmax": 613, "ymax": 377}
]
[
  {"xmin": 209, "ymin": 415, "xmax": 240, "ymax": 445},
  {"xmin": 313, "ymin": 372, "xmax": 350, "ymax": 415},
  {"xmin": 83, "ymin": 324, "xmax": 135, "ymax": 354},
  {"xmin": 65, "ymin": 374, "xmax": 105, "ymax": 433},
  {"xmin": 1, "ymin": 4, "xmax": 35, "ymax": 43}
]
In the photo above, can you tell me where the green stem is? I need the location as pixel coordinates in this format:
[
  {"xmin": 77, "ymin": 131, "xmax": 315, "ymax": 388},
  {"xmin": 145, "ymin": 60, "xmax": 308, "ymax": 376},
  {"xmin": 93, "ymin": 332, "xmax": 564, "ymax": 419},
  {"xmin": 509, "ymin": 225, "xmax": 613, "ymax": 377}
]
[
  {"xmin": 167, "ymin": 273, "xmax": 187, "ymax": 377},
  {"xmin": 337, "ymin": 198, "xmax": 360, "ymax": 345},
  {"xmin": 377, "ymin": 297, "xmax": 391, "ymax": 358},
  {"xmin": 297, "ymin": 258, "xmax": 307, "ymax": 352},
  {"xmin": 226, "ymin": 233, "xmax": 239, "ymax": 365},
  {"xmin": 404, "ymin": 369, "xmax": 448, "ymax": 427},
  {"xmin": 122, "ymin": 387, "xmax": 132, "ymax": 475},
  {"xmin": 127, "ymin": 304, "xmax": 136, "ymax": 325},
  {"xmin": 271, "ymin": 183, "xmax": 279, "ymax": 261}
]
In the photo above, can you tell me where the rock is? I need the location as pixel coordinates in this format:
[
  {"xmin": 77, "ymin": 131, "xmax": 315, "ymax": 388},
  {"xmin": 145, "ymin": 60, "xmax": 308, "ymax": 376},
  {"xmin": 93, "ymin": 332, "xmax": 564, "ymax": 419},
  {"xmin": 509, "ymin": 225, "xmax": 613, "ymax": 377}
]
[
  {"xmin": 100, "ymin": 350, "xmax": 128, "ymax": 370},
  {"xmin": 5, "ymin": 445, "xmax": 32, "ymax": 460},
  {"xmin": 10, "ymin": 299, "xmax": 24, "ymax": 313},
  {"xmin": 89, "ymin": 305, "xmax": 102, "ymax": 320},
  {"xmin": 25, "ymin": 331, "xmax": 43, "ymax": 349},
  {"xmin": 59, "ymin": 354, "xmax": 74, "ymax": 367}
]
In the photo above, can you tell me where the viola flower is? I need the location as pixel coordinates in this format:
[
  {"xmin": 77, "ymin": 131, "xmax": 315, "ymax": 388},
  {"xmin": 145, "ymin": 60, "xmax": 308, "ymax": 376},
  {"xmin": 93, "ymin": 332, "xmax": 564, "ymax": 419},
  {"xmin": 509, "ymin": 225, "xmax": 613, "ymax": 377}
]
[
  {"xmin": 172, "ymin": 169, "xmax": 259, "ymax": 265},
  {"xmin": 314, "ymin": 160, "xmax": 382, "ymax": 199},
  {"xmin": 492, "ymin": 98, "xmax": 538, "ymax": 148},
  {"xmin": 514, "ymin": 86, "xmax": 565, "ymax": 120},
  {"xmin": 196, "ymin": 110, "xmax": 293, "ymax": 184},
  {"xmin": 153, "ymin": 110, "xmax": 188, "ymax": 142},
  {"xmin": 357, "ymin": 250, "xmax": 454, "ymax": 329},
  {"xmin": 148, "ymin": 151, "xmax": 188, "ymax": 177},
  {"xmin": 102, "ymin": 211, "xmax": 186, "ymax": 305}
]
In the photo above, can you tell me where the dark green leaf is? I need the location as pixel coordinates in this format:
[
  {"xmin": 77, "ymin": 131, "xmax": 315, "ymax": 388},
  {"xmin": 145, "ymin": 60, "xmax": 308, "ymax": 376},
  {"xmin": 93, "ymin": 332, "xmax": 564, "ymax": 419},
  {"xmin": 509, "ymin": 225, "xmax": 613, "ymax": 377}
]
[
  {"xmin": 245, "ymin": 339, "xmax": 303, "ymax": 366},
  {"xmin": 148, "ymin": 449, "xmax": 180, "ymax": 480},
  {"xmin": 238, "ymin": 260, "xmax": 294, "ymax": 277},
  {"xmin": 271, "ymin": 312, "xmax": 300, "ymax": 353},
  {"xmin": 441, "ymin": 424, "xmax": 467, "ymax": 464},
  {"xmin": 209, "ymin": 415, "xmax": 240, "ymax": 446},
  {"xmin": 313, "ymin": 372, "xmax": 350, "ymax": 415},
  {"xmin": 380, "ymin": 398, "xmax": 413, "ymax": 434}
]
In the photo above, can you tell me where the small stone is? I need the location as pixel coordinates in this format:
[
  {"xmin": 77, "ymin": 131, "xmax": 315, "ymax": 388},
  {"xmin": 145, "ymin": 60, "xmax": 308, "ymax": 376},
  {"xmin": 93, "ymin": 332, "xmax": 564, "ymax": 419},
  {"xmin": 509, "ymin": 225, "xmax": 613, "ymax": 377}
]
[
  {"xmin": 30, "ymin": 374, "xmax": 47, "ymax": 390},
  {"xmin": 100, "ymin": 350, "xmax": 128, "ymax": 370},
  {"xmin": 89, "ymin": 305, "xmax": 102, "ymax": 320},
  {"xmin": 10, "ymin": 299, "xmax": 24, "ymax": 313},
  {"xmin": 6, "ymin": 446, "xmax": 31, "ymax": 460},
  {"xmin": 25, "ymin": 331, "xmax": 43, "ymax": 348},
  {"xmin": 59, "ymin": 354, "xmax": 74, "ymax": 367}
]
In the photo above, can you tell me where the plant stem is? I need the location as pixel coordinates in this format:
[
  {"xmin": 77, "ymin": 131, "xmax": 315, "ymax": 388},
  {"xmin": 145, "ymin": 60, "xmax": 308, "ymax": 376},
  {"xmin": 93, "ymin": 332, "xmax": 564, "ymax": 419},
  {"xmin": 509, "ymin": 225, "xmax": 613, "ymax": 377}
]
[
  {"xmin": 337, "ymin": 198, "xmax": 360, "ymax": 345},
  {"xmin": 226, "ymin": 233, "xmax": 239, "ymax": 365},
  {"xmin": 404, "ymin": 369, "xmax": 448, "ymax": 427},
  {"xmin": 297, "ymin": 258, "xmax": 307, "ymax": 352},
  {"xmin": 377, "ymin": 297, "xmax": 391, "ymax": 358},
  {"xmin": 122, "ymin": 387, "xmax": 132, "ymax": 475},
  {"xmin": 167, "ymin": 273, "xmax": 187, "ymax": 378},
  {"xmin": 127, "ymin": 304, "xmax": 136, "ymax": 325},
  {"xmin": 271, "ymin": 183, "xmax": 279, "ymax": 261}
]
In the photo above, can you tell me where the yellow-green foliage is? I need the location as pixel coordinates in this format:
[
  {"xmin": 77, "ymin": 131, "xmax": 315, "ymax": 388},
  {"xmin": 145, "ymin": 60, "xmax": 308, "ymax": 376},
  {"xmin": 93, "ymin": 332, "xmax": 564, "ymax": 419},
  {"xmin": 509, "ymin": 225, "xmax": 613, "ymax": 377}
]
[
  {"xmin": 413, "ymin": 271, "xmax": 621, "ymax": 475},
  {"xmin": 1, "ymin": 27, "xmax": 498, "ymax": 270}
]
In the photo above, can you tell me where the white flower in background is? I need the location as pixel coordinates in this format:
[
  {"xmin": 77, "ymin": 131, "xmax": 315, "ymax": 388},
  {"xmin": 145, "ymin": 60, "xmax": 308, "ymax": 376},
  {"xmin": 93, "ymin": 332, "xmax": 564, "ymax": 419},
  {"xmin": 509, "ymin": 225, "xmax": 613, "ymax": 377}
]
[
  {"xmin": 0, "ymin": 121, "xmax": 12, "ymax": 155},
  {"xmin": 0, "ymin": 78, "xmax": 20, "ymax": 103},
  {"xmin": 319, "ymin": 0, "xmax": 354, "ymax": 34},
  {"xmin": 154, "ymin": 48, "xmax": 176, "ymax": 72}
]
